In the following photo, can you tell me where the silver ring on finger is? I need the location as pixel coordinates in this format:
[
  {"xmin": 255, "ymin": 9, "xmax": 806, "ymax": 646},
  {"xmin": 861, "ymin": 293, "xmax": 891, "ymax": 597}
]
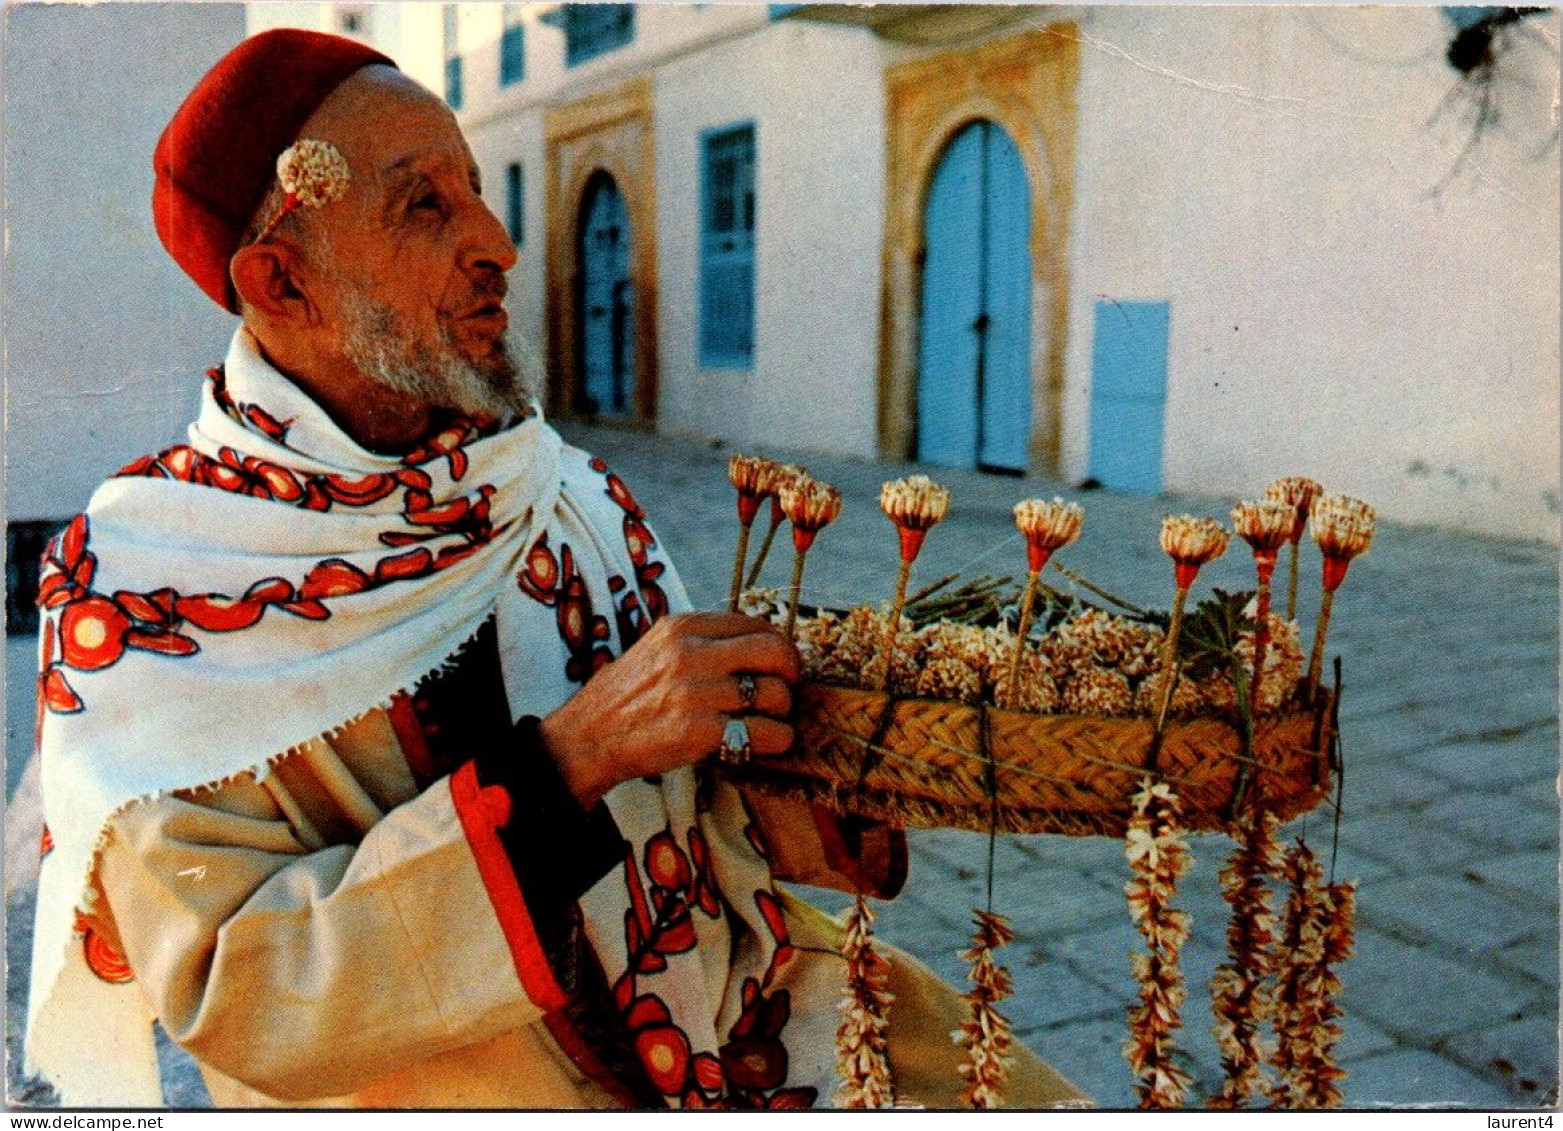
[
  {"xmin": 718, "ymin": 716, "xmax": 752, "ymax": 766},
  {"xmin": 736, "ymin": 673, "xmax": 758, "ymax": 712}
]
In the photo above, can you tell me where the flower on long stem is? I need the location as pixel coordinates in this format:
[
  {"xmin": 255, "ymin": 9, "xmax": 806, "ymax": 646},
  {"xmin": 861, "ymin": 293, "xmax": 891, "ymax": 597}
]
[
  {"xmin": 879, "ymin": 476, "xmax": 950, "ymax": 690},
  {"xmin": 1264, "ymin": 477, "xmax": 1322, "ymax": 622},
  {"xmin": 1303, "ymin": 495, "xmax": 1375, "ymax": 701},
  {"xmin": 1209, "ymin": 809, "xmax": 1283, "ymax": 1108},
  {"xmin": 837, "ymin": 894, "xmax": 895, "ymax": 1109},
  {"xmin": 728, "ymin": 455, "xmax": 771, "ymax": 611},
  {"xmin": 1153, "ymin": 516, "xmax": 1229, "ymax": 743},
  {"xmin": 1232, "ymin": 500, "xmax": 1295, "ymax": 716},
  {"xmin": 955, "ymin": 910, "xmax": 1016, "ymax": 1109},
  {"xmin": 255, "ymin": 139, "xmax": 351, "ymax": 243},
  {"xmin": 1005, "ymin": 499, "xmax": 1084, "ymax": 708},
  {"xmin": 780, "ymin": 476, "xmax": 842, "ymax": 637},
  {"xmin": 1268, "ymin": 842, "xmax": 1353, "ymax": 1109},
  {"xmin": 1123, "ymin": 778, "xmax": 1194, "ymax": 1109},
  {"xmin": 744, "ymin": 463, "xmax": 807, "ymax": 590}
]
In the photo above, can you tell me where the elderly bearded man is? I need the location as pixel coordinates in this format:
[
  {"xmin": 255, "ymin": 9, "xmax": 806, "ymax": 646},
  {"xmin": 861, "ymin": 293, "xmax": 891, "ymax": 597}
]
[{"xmin": 24, "ymin": 31, "xmax": 1085, "ymax": 1110}]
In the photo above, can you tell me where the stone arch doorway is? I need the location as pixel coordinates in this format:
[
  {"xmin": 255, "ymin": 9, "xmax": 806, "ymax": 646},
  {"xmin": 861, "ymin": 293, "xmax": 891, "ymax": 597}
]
[
  {"xmin": 545, "ymin": 79, "xmax": 657, "ymax": 423},
  {"xmin": 880, "ymin": 27, "xmax": 1078, "ymax": 475}
]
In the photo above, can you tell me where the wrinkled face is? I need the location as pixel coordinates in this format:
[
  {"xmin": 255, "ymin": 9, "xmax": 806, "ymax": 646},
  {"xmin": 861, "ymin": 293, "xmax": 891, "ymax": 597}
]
[{"xmin": 294, "ymin": 68, "xmax": 527, "ymax": 417}]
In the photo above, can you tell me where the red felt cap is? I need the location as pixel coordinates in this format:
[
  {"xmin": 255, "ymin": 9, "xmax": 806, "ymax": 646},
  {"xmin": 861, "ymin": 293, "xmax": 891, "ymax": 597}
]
[{"xmin": 152, "ymin": 29, "xmax": 395, "ymax": 313}]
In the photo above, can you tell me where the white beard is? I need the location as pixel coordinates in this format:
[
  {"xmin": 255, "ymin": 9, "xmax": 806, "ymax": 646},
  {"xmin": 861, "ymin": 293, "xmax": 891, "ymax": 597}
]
[{"xmin": 339, "ymin": 288, "xmax": 535, "ymax": 420}]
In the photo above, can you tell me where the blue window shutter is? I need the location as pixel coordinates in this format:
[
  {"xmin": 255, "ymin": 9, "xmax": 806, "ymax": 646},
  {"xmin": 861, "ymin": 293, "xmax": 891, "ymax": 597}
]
[
  {"xmin": 564, "ymin": 4, "xmax": 635, "ymax": 68},
  {"xmin": 443, "ymin": 6, "xmax": 462, "ymax": 110},
  {"xmin": 500, "ymin": 14, "xmax": 525, "ymax": 86},
  {"xmin": 700, "ymin": 124, "xmax": 756, "ymax": 369},
  {"xmin": 505, "ymin": 162, "xmax": 523, "ymax": 245}
]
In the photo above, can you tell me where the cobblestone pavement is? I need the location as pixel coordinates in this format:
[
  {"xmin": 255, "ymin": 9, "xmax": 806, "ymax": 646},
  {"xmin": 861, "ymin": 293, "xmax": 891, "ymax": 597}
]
[{"xmin": 6, "ymin": 421, "xmax": 1557, "ymax": 1109}]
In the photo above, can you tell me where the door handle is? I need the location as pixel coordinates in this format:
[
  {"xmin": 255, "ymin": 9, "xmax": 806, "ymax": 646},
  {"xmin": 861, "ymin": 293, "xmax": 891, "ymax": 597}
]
[{"xmin": 972, "ymin": 313, "xmax": 990, "ymax": 334}]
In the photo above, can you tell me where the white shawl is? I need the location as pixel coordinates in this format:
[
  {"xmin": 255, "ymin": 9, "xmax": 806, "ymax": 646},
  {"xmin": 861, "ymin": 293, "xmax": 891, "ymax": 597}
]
[{"xmin": 26, "ymin": 329, "xmax": 836, "ymax": 1109}]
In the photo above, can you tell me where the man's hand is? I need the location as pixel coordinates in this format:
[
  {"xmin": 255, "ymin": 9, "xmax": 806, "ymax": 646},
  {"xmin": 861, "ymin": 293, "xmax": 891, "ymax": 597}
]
[{"xmin": 538, "ymin": 612, "xmax": 801, "ymax": 809}]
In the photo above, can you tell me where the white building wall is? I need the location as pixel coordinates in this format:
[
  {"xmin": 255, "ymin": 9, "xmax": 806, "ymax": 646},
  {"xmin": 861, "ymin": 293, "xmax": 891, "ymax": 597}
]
[
  {"xmin": 653, "ymin": 19, "xmax": 886, "ymax": 457},
  {"xmin": 4, "ymin": 3, "xmax": 247, "ymax": 522},
  {"xmin": 457, "ymin": 6, "xmax": 885, "ymax": 458},
  {"xmin": 457, "ymin": 5, "xmax": 792, "ymax": 414},
  {"xmin": 1062, "ymin": 6, "xmax": 1561, "ymax": 541}
]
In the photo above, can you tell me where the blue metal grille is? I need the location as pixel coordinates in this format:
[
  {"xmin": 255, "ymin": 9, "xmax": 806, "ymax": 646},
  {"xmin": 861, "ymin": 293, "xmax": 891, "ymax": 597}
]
[
  {"xmin": 700, "ymin": 123, "xmax": 756, "ymax": 369},
  {"xmin": 563, "ymin": 4, "xmax": 634, "ymax": 67},
  {"xmin": 500, "ymin": 6, "xmax": 525, "ymax": 85},
  {"xmin": 506, "ymin": 162, "xmax": 523, "ymax": 245}
]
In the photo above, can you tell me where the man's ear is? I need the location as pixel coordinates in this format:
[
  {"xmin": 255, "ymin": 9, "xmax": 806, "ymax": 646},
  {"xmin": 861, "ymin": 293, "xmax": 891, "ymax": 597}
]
[{"xmin": 230, "ymin": 242, "xmax": 315, "ymax": 324}]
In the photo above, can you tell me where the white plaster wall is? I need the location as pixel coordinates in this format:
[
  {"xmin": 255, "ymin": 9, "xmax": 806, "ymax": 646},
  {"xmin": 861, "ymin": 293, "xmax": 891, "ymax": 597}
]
[
  {"xmin": 4, "ymin": 3, "xmax": 247, "ymax": 522},
  {"xmin": 1062, "ymin": 6, "xmax": 1561, "ymax": 541},
  {"xmin": 654, "ymin": 19, "xmax": 886, "ymax": 458}
]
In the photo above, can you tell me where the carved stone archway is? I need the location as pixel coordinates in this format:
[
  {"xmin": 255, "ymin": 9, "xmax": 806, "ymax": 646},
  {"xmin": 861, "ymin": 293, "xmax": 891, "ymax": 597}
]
[
  {"xmin": 880, "ymin": 26, "xmax": 1079, "ymax": 474},
  {"xmin": 545, "ymin": 79, "xmax": 658, "ymax": 423}
]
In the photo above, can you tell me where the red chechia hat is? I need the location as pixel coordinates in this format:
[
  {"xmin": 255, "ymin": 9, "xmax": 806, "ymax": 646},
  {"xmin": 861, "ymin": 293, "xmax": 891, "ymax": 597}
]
[{"xmin": 152, "ymin": 28, "xmax": 393, "ymax": 313}]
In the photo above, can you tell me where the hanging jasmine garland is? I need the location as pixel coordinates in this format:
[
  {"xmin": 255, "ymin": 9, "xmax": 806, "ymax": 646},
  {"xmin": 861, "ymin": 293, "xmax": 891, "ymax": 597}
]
[
  {"xmin": 835, "ymin": 894, "xmax": 895, "ymax": 1109},
  {"xmin": 1269, "ymin": 841, "xmax": 1355, "ymax": 1108},
  {"xmin": 1209, "ymin": 808, "xmax": 1284, "ymax": 1108},
  {"xmin": 1123, "ymin": 778, "xmax": 1195, "ymax": 1109},
  {"xmin": 955, "ymin": 910, "xmax": 1017, "ymax": 1109}
]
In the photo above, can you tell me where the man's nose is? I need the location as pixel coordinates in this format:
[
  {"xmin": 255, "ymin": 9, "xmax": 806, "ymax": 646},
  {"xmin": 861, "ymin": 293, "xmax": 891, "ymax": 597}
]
[{"xmin": 459, "ymin": 195, "xmax": 518, "ymax": 276}]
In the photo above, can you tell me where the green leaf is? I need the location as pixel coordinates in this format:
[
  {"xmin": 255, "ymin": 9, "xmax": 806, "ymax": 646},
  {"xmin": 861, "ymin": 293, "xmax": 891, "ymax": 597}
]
[{"xmin": 1179, "ymin": 588, "xmax": 1256, "ymax": 682}]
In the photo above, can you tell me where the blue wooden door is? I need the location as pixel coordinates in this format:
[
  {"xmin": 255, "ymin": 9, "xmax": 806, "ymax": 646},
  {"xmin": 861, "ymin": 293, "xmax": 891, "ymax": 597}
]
[
  {"xmin": 579, "ymin": 175, "xmax": 634, "ymax": 416},
  {"xmin": 916, "ymin": 120, "xmax": 1033, "ymax": 472},
  {"xmin": 1087, "ymin": 299, "xmax": 1169, "ymax": 494}
]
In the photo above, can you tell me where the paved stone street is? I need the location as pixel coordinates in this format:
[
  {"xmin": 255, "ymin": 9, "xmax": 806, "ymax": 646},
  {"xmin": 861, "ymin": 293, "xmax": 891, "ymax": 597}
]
[{"xmin": 6, "ymin": 422, "xmax": 1558, "ymax": 1109}]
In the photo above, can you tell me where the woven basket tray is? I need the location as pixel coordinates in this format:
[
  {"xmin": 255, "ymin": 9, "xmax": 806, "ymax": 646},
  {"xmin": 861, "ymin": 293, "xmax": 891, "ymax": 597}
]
[{"xmin": 722, "ymin": 681, "xmax": 1335, "ymax": 837}]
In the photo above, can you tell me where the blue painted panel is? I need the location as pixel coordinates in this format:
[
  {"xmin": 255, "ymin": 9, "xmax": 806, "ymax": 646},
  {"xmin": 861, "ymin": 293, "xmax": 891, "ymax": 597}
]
[
  {"xmin": 977, "ymin": 126, "xmax": 1032, "ymax": 472},
  {"xmin": 580, "ymin": 177, "xmax": 634, "ymax": 416},
  {"xmin": 1088, "ymin": 300, "xmax": 1169, "ymax": 494},
  {"xmin": 917, "ymin": 123, "xmax": 985, "ymax": 468}
]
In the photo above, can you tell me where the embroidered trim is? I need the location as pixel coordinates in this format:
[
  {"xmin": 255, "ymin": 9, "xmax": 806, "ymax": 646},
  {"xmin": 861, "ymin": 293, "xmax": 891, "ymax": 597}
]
[{"xmin": 449, "ymin": 761, "xmax": 569, "ymax": 1013}]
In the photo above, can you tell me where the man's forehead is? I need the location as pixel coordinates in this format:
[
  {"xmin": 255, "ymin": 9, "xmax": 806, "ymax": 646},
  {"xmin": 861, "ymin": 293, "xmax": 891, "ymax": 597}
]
[{"xmin": 301, "ymin": 67, "xmax": 473, "ymax": 186}]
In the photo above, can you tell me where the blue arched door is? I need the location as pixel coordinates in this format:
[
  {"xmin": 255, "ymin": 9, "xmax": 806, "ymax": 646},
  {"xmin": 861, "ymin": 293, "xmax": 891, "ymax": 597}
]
[
  {"xmin": 916, "ymin": 121, "xmax": 1032, "ymax": 472},
  {"xmin": 578, "ymin": 174, "xmax": 635, "ymax": 417}
]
